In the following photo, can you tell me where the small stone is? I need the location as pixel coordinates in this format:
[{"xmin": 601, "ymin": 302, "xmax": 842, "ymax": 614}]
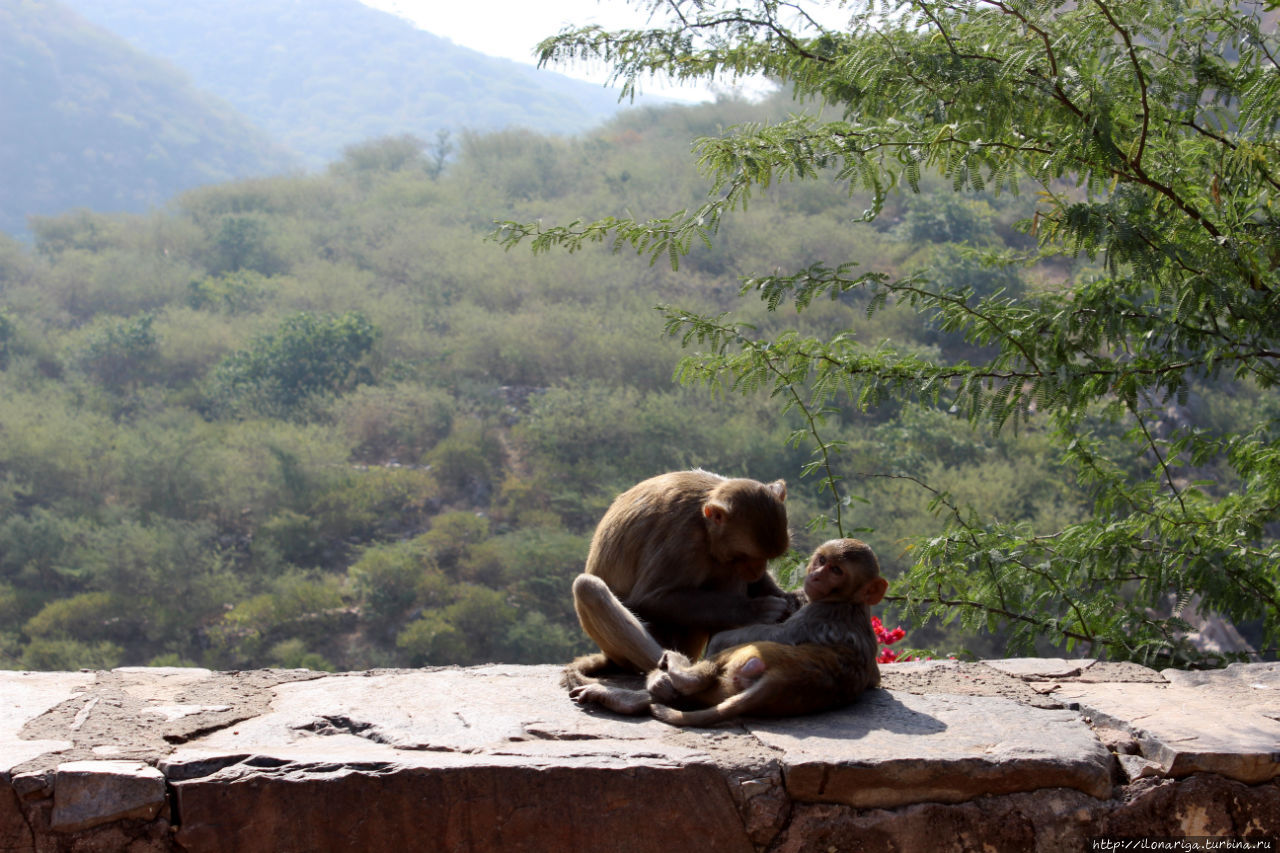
[
  {"xmin": 1117, "ymin": 753, "xmax": 1164, "ymax": 781},
  {"xmin": 51, "ymin": 761, "xmax": 166, "ymax": 833}
]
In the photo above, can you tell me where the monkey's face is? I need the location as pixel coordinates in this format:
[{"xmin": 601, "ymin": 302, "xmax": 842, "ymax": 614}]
[
  {"xmin": 702, "ymin": 479, "xmax": 790, "ymax": 576},
  {"xmin": 804, "ymin": 539, "xmax": 888, "ymax": 605},
  {"xmin": 704, "ymin": 505, "xmax": 784, "ymax": 581},
  {"xmin": 803, "ymin": 546, "xmax": 852, "ymax": 601},
  {"xmin": 727, "ymin": 554, "xmax": 769, "ymax": 581}
]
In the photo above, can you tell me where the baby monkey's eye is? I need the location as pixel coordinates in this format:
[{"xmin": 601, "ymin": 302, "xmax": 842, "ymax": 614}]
[{"xmin": 830, "ymin": 564, "xmax": 844, "ymax": 575}]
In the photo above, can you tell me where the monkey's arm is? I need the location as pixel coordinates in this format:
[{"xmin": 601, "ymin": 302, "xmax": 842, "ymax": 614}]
[
  {"xmin": 703, "ymin": 591, "xmax": 815, "ymax": 656},
  {"xmin": 704, "ymin": 622, "xmax": 790, "ymax": 657},
  {"xmin": 628, "ymin": 587, "xmax": 788, "ymax": 633},
  {"xmin": 747, "ymin": 573, "xmax": 804, "ymax": 619}
]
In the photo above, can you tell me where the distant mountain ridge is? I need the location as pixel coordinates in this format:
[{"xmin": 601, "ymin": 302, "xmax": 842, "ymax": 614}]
[
  {"xmin": 0, "ymin": 0, "xmax": 299, "ymax": 237},
  {"xmin": 60, "ymin": 0, "xmax": 632, "ymax": 166},
  {"xmin": 0, "ymin": 0, "xmax": 635, "ymax": 238}
]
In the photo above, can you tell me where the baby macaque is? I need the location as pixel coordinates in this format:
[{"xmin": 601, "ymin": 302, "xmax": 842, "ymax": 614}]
[{"xmin": 570, "ymin": 539, "xmax": 887, "ymax": 725}]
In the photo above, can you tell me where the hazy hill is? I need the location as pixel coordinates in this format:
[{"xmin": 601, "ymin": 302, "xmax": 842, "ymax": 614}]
[
  {"xmin": 61, "ymin": 0, "xmax": 634, "ymax": 166},
  {"xmin": 0, "ymin": 0, "xmax": 299, "ymax": 237}
]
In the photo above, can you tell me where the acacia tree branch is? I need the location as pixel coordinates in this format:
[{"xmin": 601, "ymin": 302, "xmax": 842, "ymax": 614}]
[
  {"xmin": 752, "ymin": 340, "xmax": 847, "ymax": 535},
  {"xmin": 885, "ymin": 590, "xmax": 1099, "ymax": 645},
  {"xmin": 1175, "ymin": 119, "xmax": 1280, "ymax": 192},
  {"xmin": 1128, "ymin": 399, "xmax": 1189, "ymax": 515},
  {"xmin": 1093, "ymin": 0, "xmax": 1152, "ymax": 165}
]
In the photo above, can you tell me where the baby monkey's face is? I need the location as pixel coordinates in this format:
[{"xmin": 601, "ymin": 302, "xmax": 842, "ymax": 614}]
[
  {"xmin": 802, "ymin": 544, "xmax": 853, "ymax": 602},
  {"xmin": 801, "ymin": 539, "xmax": 886, "ymax": 605}
]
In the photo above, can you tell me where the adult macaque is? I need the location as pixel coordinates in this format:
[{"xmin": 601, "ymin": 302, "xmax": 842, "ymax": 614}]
[
  {"xmin": 564, "ymin": 470, "xmax": 793, "ymax": 687},
  {"xmin": 570, "ymin": 539, "xmax": 888, "ymax": 725}
]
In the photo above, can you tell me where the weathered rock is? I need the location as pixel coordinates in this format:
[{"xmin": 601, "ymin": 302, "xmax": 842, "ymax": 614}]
[
  {"xmin": 162, "ymin": 666, "xmax": 763, "ymax": 852},
  {"xmin": 1162, "ymin": 661, "xmax": 1280, "ymax": 724},
  {"xmin": 981, "ymin": 658, "xmax": 1094, "ymax": 680},
  {"xmin": 1074, "ymin": 661, "xmax": 1167, "ymax": 683},
  {"xmin": 0, "ymin": 783, "xmax": 34, "ymax": 853},
  {"xmin": 2, "ymin": 662, "xmax": 1278, "ymax": 851},
  {"xmin": 1116, "ymin": 753, "xmax": 1164, "ymax": 782},
  {"xmin": 1092, "ymin": 725, "xmax": 1140, "ymax": 755},
  {"xmin": 769, "ymin": 775, "xmax": 1280, "ymax": 853},
  {"xmin": 747, "ymin": 690, "xmax": 1113, "ymax": 808},
  {"xmin": 1100, "ymin": 774, "xmax": 1280, "ymax": 838},
  {"xmin": 50, "ymin": 761, "xmax": 166, "ymax": 833},
  {"xmin": 2, "ymin": 672, "xmax": 93, "ymax": 771},
  {"xmin": 881, "ymin": 659, "xmax": 1059, "ymax": 707},
  {"xmin": 1052, "ymin": 662, "xmax": 1280, "ymax": 784},
  {"xmin": 771, "ymin": 787, "xmax": 1105, "ymax": 853},
  {"xmin": 172, "ymin": 762, "xmax": 754, "ymax": 853}
]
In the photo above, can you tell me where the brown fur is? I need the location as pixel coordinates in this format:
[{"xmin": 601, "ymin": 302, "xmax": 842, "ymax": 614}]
[
  {"xmin": 569, "ymin": 539, "xmax": 886, "ymax": 726},
  {"xmin": 564, "ymin": 470, "xmax": 791, "ymax": 685},
  {"xmin": 647, "ymin": 640, "xmax": 879, "ymax": 726}
]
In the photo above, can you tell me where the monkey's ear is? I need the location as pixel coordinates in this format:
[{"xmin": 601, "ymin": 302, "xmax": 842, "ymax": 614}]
[
  {"xmin": 703, "ymin": 501, "xmax": 729, "ymax": 526},
  {"xmin": 767, "ymin": 479, "xmax": 787, "ymax": 501},
  {"xmin": 863, "ymin": 577, "xmax": 888, "ymax": 606}
]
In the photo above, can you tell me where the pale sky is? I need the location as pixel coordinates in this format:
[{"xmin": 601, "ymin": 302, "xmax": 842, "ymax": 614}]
[{"xmin": 357, "ymin": 0, "xmax": 769, "ymax": 103}]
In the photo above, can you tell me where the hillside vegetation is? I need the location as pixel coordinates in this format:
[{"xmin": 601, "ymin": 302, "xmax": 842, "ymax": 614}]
[{"xmin": 0, "ymin": 92, "xmax": 1263, "ymax": 671}]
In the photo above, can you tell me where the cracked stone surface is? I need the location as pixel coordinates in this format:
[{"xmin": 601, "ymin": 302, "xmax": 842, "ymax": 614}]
[
  {"xmin": 1053, "ymin": 661, "xmax": 1280, "ymax": 784},
  {"xmin": 2, "ymin": 661, "xmax": 1278, "ymax": 852},
  {"xmin": 1, "ymin": 672, "xmax": 93, "ymax": 768},
  {"xmin": 747, "ymin": 690, "xmax": 1113, "ymax": 808}
]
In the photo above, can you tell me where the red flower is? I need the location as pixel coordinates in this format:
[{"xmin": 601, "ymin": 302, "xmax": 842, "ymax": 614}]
[{"xmin": 872, "ymin": 616, "xmax": 910, "ymax": 662}]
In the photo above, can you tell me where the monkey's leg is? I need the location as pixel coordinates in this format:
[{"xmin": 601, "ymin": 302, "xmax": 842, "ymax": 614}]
[
  {"xmin": 651, "ymin": 679, "xmax": 772, "ymax": 727},
  {"xmin": 572, "ymin": 574, "xmax": 664, "ymax": 672},
  {"xmin": 569, "ymin": 683, "xmax": 652, "ymax": 716},
  {"xmin": 651, "ymin": 652, "xmax": 718, "ymax": 692},
  {"xmin": 646, "ymin": 652, "xmax": 721, "ymax": 705}
]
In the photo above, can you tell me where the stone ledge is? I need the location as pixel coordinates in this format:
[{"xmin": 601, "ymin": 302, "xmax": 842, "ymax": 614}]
[{"xmin": 2, "ymin": 660, "xmax": 1277, "ymax": 852}]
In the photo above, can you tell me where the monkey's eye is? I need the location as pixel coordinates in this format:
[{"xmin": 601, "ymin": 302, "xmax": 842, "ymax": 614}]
[
  {"xmin": 830, "ymin": 564, "xmax": 844, "ymax": 576},
  {"xmin": 815, "ymin": 554, "xmax": 827, "ymax": 566}
]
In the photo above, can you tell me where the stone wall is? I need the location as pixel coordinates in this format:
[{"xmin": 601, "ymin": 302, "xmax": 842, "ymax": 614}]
[{"xmin": 3, "ymin": 659, "xmax": 1277, "ymax": 852}]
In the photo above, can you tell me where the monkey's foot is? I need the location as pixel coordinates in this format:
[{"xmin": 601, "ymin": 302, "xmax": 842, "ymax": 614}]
[{"xmin": 568, "ymin": 683, "xmax": 651, "ymax": 716}]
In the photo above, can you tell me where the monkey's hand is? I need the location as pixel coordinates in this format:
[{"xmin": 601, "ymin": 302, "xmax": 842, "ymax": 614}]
[
  {"xmin": 748, "ymin": 593, "xmax": 790, "ymax": 625},
  {"xmin": 569, "ymin": 683, "xmax": 652, "ymax": 716}
]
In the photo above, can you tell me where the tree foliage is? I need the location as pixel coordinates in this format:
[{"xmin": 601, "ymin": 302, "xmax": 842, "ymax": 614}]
[
  {"xmin": 209, "ymin": 311, "xmax": 377, "ymax": 417},
  {"xmin": 504, "ymin": 0, "xmax": 1280, "ymax": 664}
]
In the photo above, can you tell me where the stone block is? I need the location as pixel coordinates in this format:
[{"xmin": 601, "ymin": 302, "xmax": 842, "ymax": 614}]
[
  {"xmin": 1053, "ymin": 670, "xmax": 1280, "ymax": 783},
  {"xmin": 0, "ymin": 783, "xmax": 34, "ymax": 853},
  {"xmin": 747, "ymin": 690, "xmax": 1114, "ymax": 808},
  {"xmin": 50, "ymin": 760, "xmax": 166, "ymax": 833},
  {"xmin": 172, "ymin": 763, "xmax": 753, "ymax": 853}
]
